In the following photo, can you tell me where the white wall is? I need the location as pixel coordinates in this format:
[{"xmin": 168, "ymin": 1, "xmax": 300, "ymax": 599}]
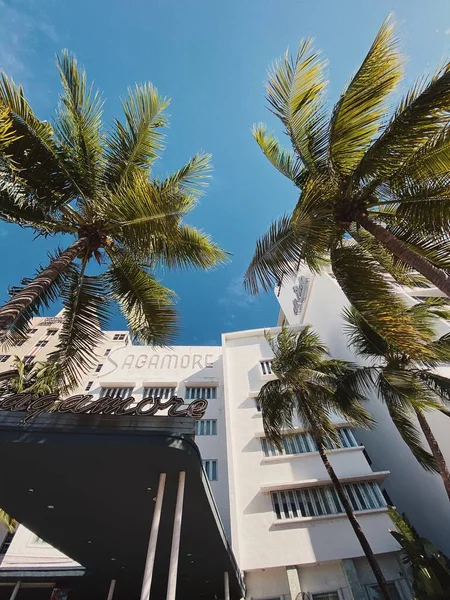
[
  {"xmin": 282, "ymin": 270, "xmax": 450, "ymax": 555},
  {"xmin": 222, "ymin": 328, "xmax": 399, "ymax": 573}
]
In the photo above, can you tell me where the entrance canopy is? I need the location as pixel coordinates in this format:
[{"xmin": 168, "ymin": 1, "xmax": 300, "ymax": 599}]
[{"xmin": 0, "ymin": 412, "xmax": 244, "ymax": 600}]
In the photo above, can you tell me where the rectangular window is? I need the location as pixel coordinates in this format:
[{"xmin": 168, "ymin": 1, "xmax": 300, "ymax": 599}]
[
  {"xmin": 195, "ymin": 420, "xmax": 217, "ymax": 436},
  {"xmin": 13, "ymin": 339, "xmax": 25, "ymax": 347},
  {"xmin": 0, "ymin": 532, "xmax": 15, "ymax": 554},
  {"xmin": 29, "ymin": 329, "xmax": 37, "ymax": 334},
  {"xmin": 85, "ymin": 381, "xmax": 94, "ymax": 391},
  {"xmin": 185, "ymin": 387, "xmax": 217, "ymax": 400},
  {"xmin": 0, "ymin": 355, "xmax": 10, "ymax": 362},
  {"xmin": 255, "ymin": 398, "xmax": 262, "ymax": 412},
  {"xmin": 312, "ymin": 594, "xmax": 339, "ymax": 600},
  {"xmin": 271, "ymin": 481, "xmax": 385, "ymax": 520},
  {"xmin": 100, "ymin": 387, "xmax": 134, "ymax": 399},
  {"xmin": 202, "ymin": 459, "xmax": 218, "ymax": 481},
  {"xmin": 35, "ymin": 340, "xmax": 48, "ymax": 347},
  {"xmin": 366, "ymin": 583, "xmax": 401, "ymax": 600},
  {"xmin": 95, "ymin": 364, "xmax": 103, "ymax": 373},
  {"xmin": 47, "ymin": 330, "xmax": 57, "ymax": 336},
  {"xmin": 23, "ymin": 356, "xmax": 34, "ymax": 364},
  {"xmin": 261, "ymin": 428, "xmax": 358, "ymax": 457},
  {"xmin": 143, "ymin": 387, "xmax": 176, "ymax": 400},
  {"xmin": 113, "ymin": 334, "xmax": 127, "ymax": 341},
  {"xmin": 104, "ymin": 349, "xmax": 111, "ymax": 356},
  {"xmin": 260, "ymin": 360, "xmax": 273, "ymax": 375}
]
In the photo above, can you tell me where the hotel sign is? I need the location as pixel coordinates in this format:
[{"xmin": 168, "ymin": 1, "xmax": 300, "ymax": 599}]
[{"xmin": 0, "ymin": 393, "xmax": 208, "ymax": 423}]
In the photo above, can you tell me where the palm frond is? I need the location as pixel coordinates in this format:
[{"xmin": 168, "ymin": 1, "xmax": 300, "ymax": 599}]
[
  {"xmin": 385, "ymin": 224, "xmax": 450, "ymax": 271},
  {"xmin": 329, "ymin": 15, "xmax": 402, "ymax": 175},
  {"xmin": 106, "ymin": 251, "xmax": 177, "ymax": 345},
  {"xmin": 0, "ymin": 107, "xmax": 19, "ymax": 150},
  {"xmin": 266, "ymin": 40, "xmax": 329, "ymax": 172},
  {"xmin": 142, "ymin": 224, "xmax": 228, "ymax": 271},
  {"xmin": 252, "ymin": 123, "xmax": 306, "ymax": 184},
  {"xmin": 155, "ymin": 152, "xmax": 212, "ymax": 198},
  {"xmin": 104, "ymin": 83, "xmax": 168, "ymax": 188},
  {"xmin": 48, "ymin": 260, "xmax": 110, "ymax": 390},
  {"xmin": 393, "ymin": 124, "xmax": 450, "ymax": 180},
  {"xmin": 330, "ymin": 243, "xmax": 430, "ymax": 359},
  {"xmin": 327, "ymin": 362, "xmax": 376, "ymax": 428},
  {"xmin": 416, "ymin": 370, "xmax": 450, "ymax": 405},
  {"xmin": 357, "ymin": 62, "xmax": 450, "ymax": 181},
  {"xmin": 0, "ymin": 72, "xmax": 77, "ymax": 208},
  {"xmin": 0, "ymin": 510, "xmax": 17, "ymax": 533},
  {"xmin": 258, "ymin": 378, "xmax": 297, "ymax": 445},
  {"xmin": 343, "ymin": 306, "xmax": 390, "ymax": 358},
  {"xmin": 55, "ymin": 50, "xmax": 104, "ymax": 201},
  {"xmin": 0, "ymin": 250, "xmax": 75, "ymax": 349},
  {"xmin": 384, "ymin": 399, "xmax": 438, "ymax": 472}
]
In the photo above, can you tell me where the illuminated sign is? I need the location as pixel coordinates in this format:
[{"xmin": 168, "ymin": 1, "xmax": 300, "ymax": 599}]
[{"xmin": 0, "ymin": 393, "xmax": 208, "ymax": 423}]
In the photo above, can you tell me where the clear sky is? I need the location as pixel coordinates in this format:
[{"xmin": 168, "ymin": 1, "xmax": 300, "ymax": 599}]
[{"xmin": 0, "ymin": 0, "xmax": 449, "ymax": 344}]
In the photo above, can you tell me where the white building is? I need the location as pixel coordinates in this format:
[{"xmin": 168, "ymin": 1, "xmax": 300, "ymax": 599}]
[
  {"xmin": 0, "ymin": 309, "xmax": 414, "ymax": 600},
  {"xmin": 276, "ymin": 266, "xmax": 450, "ymax": 558}
]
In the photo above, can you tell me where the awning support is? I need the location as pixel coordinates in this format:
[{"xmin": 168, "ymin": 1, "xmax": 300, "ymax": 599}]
[
  {"xmin": 9, "ymin": 582, "xmax": 20, "ymax": 600},
  {"xmin": 140, "ymin": 473, "xmax": 167, "ymax": 600},
  {"xmin": 166, "ymin": 471, "xmax": 186, "ymax": 600},
  {"xmin": 106, "ymin": 579, "xmax": 116, "ymax": 600}
]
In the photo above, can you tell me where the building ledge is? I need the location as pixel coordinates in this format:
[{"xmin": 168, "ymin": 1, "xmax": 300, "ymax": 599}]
[
  {"xmin": 253, "ymin": 422, "xmax": 352, "ymax": 436},
  {"xmin": 261, "ymin": 446, "xmax": 365, "ymax": 463},
  {"xmin": 260, "ymin": 471, "xmax": 390, "ymax": 493},
  {"xmin": 271, "ymin": 507, "xmax": 390, "ymax": 526},
  {"xmin": 222, "ymin": 325, "xmax": 304, "ymax": 341}
]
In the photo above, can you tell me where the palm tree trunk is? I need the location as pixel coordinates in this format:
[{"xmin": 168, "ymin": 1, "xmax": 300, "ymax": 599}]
[
  {"xmin": 415, "ymin": 408, "xmax": 450, "ymax": 502},
  {"xmin": 0, "ymin": 237, "xmax": 88, "ymax": 332},
  {"xmin": 355, "ymin": 213, "xmax": 450, "ymax": 297},
  {"xmin": 308, "ymin": 424, "xmax": 393, "ymax": 600}
]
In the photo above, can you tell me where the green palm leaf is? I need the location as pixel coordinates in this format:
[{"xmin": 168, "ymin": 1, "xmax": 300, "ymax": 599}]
[
  {"xmin": 107, "ymin": 251, "xmax": 177, "ymax": 345},
  {"xmin": 252, "ymin": 123, "xmax": 305, "ymax": 183},
  {"xmin": 330, "ymin": 15, "xmax": 402, "ymax": 174},
  {"xmin": 266, "ymin": 40, "xmax": 328, "ymax": 172},
  {"xmin": 104, "ymin": 83, "xmax": 168, "ymax": 188}
]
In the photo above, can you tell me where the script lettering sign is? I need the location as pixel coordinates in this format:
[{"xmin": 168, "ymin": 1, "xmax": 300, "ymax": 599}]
[{"xmin": 0, "ymin": 393, "xmax": 208, "ymax": 423}]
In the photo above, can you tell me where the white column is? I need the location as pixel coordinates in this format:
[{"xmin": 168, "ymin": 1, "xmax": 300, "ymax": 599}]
[
  {"xmin": 106, "ymin": 579, "xmax": 116, "ymax": 600},
  {"xmin": 224, "ymin": 572, "xmax": 230, "ymax": 600},
  {"xmin": 9, "ymin": 582, "xmax": 20, "ymax": 600},
  {"xmin": 140, "ymin": 473, "xmax": 167, "ymax": 600},
  {"xmin": 286, "ymin": 566, "xmax": 301, "ymax": 600},
  {"xmin": 166, "ymin": 471, "xmax": 186, "ymax": 600}
]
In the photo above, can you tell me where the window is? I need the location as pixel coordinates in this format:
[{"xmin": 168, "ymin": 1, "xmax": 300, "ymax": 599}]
[
  {"xmin": 271, "ymin": 481, "xmax": 385, "ymax": 520},
  {"xmin": 255, "ymin": 398, "xmax": 262, "ymax": 412},
  {"xmin": 85, "ymin": 381, "xmax": 94, "ymax": 391},
  {"xmin": 0, "ymin": 532, "xmax": 14, "ymax": 554},
  {"xmin": 366, "ymin": 583, "xmax": 401, "ymax": 600},
  {"xmin": 185, "ymin": 387, "xmax": 217, "ymax": 400},
  {"xmin": 113, "ymin": 334, "xmax": 127, "ymax": 341},
  {"xmin": 29, "ymin": 329, "xmax": 37, "ymax": 334},
  {"xmin": 13, "ymin": 339, "xmax": 25, "ymax": 346},
  {"xmin": 260, "ymin": 360, "xmax": 273, "ymax": 375},
  {"xmin": 261, "ymin": 428, "xmax": 358, "ymax": 457},
  {"xmin": 202, "ymin": 459, "xmax": 218, "ymax": 481},
  {"xmin": 143, "ymin": 387, "xmax": 176, "ymax": 400},
  {"xmin": 95, "ymin": 364, "xmax": 103, "ymax": 372},
  {"xmin": 313, "ymin": 594, "xmax": 339, "ymax": 600},
  {"xmin": 35, "ymin": 340, "xmax": 48, "ymax": 347},
  {"xmin": 0, "ymin": 355, "xmax": 10, "ymax": 363},
  {"xmin": 104, "ymin": 349, "xmax": 111, "ymax": 356},
  {"xmin": 23, "ymin": 356, "xmax": 34, "ymax": 364},
  {"xmin": 47, "ymin": 330, "xmax": 57, "ymax": 336},
  {"xmin": 100, "ymin": 387, "xmax": 134, "ymax": 399},
  {"xmin": 195, "ymin": 420, "xmax": 217, "ymax": 436}
]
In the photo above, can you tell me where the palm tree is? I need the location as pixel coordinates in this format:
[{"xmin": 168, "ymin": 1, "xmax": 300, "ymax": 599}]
[
  {"xmin": 244, "ymin": 16, "xmax": 450, "ymax": 358},
  {"xmin": 344, "ymin": 299, "xmax": 450, "ymax": 501},
  {"xmin": 0, "ymin": 51, "xmax": 226, "ymax": 388},
  {"xmin": 0, "ymin": 356, "xmax": 63, "ymax": 397},
  {"xmin": 258, "ymin": 325, "xmax": 393, "ymax": 600}
]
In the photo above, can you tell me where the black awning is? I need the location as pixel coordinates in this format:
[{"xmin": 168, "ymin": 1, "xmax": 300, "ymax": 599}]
[{"xmin": 0, "ymin": 412, "xmax": 244, "ymax": 600}]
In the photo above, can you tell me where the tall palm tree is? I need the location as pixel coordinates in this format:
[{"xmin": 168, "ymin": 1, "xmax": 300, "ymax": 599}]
[
  {"xmin": 258, "ymin": 326, "xmax": 393, "ymax": 600},
  {"xmin": 0, "ymin": 51, "xmax": 226, "ymax": 387},
  {"xmin": 0, "ymin": 356, "xmax": 63, "ymax": 397},
  {"xmin": 244, "ymin": 16, "xmax": 450, "ymax": 358},
  {"xmin": 344, "ymin": 299, "xmax": 450, "ymax": 501}
]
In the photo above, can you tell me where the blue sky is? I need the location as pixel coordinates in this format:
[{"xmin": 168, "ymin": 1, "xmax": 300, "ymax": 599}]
[{"xmin": 0, "ymin": 0, "xmax": 449, "ymax": 345}]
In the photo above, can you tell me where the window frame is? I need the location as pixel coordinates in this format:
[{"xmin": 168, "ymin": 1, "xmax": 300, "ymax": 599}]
[{"xmin": 202, "ymin": 459, "xmax": 218, "ymax": 481}]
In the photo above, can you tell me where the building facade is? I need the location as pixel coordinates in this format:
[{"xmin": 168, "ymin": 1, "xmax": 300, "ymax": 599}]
[
  {"xmin": 276, "ymin": 266, "xmax": 450, "ymax": 558},
  {"xmin": 0, "ymin": 309, "xmax": 414, "ymax": 600}
]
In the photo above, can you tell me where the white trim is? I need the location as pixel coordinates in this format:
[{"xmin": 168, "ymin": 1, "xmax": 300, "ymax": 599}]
[
  {"xmin": 261, "ymin": 446, "xmax": 365, "ymax": 463},
  {"xmin": 254, "ymin": 422, "xmax": 352, "ymax": 437},
  {"xmin": 260, "ymin": 471, "xmax": 390, "ymax": 493},
  {"xmin": 271, "ymin": 507, "xmax": 389, "ymax": 526},
  {"xmin": 223, "ymin": 324, "xmax": 304, "ymax": 341}
]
